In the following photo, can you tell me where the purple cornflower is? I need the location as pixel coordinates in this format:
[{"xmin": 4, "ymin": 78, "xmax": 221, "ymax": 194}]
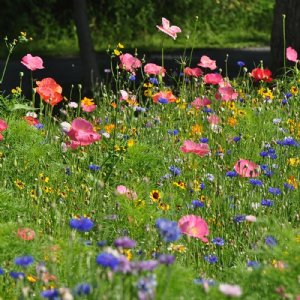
[
  {"xmin": 226, "ymin": 170, "xmax": 238, "ymax": 177},
  {"xmin": 155, "ymin": 218, "xmax": 181, "ymax": 242},
  {"xmin": 136, "ymin": 274, "xmax": 157, "ymax": 300},
  {"xmin": 135, "ymin": 260, "xmax": 159, "ymax": 272},
  {"xmin": 96, "ymin": 253, "xmax": 120, "ymax": 270},
  {"xmin": 247, "ymin": 260, "xmax": 260, "ymax": 269},
  {"xmin": 89, "ymin": 164, "xmax": 101, "ymax": 171},
  {"xmin": 75, "ymin": 283, "xmax": 92, "ymax": 295},
  {"xmin": 0, "ymin": 268, "xmax": 4, "ymax": 275},
  {"xmin": 129, "ymin": 74, "xmax": 136, "ymax": 81},
  {"xmin": 284, "ymin": 183, "xmax": 295, "ymax": 191},
  {"xmin": 169, "ymin": 166, "xmax": 181, "ymax": 176},
  {"xmin": 149, "ymin": 77, "xmax": 159, "ymax": 85},
  {"xmin": 276, "ymin": 137, "xmax": 299, "ymax": 147},
  {"xmin": 212, "ymin": 237, "xmax": 225, "ymax": 246},
  {"xmin": 167, "ymin": 129, "xmax": 179, "ymax": 135},
  {"xmin": 158, "ymin": 97, "xmax": 168, "ymax": 104},
  {"xmin": 158, "ymin": 254, "xmax": 175, "ymax": 266},
  {"xmin": 9, "ymin": 271, "xmax": 25, "ymax": 280},
  {"xmin": 233, "ymin": 215, "xmax": 246, "ymax": 223},
  {"xmin": 261, "ymin": 199, "xmax": 274, "ymax": 207},
  {"xmin": 114, "ymin": 236, "xmax": 136, "ymax": 249},
  {"xmin": 70, "ymin": 217, "xmax": 94, "ymax": 232},
  {"xmin": 268, "ymin": 187, "xmax": 281, "ymax": 195},
  {"xmin": 265, "ymin": 236, "xmax": 277, "ymax": 247},
  {"xmin": 191, "ymin": 200, "xmax": 204, "ymax": 208},
  {"xmin": 40, "ymin": 289, "xmax": 59, "ymax": 299},
  {"xmin": 233, "ymin": 136, "xmax": 241, "ymax": 142},
  {"xmin": 249, "ymin": 179, "xmax": 263, "ymax": 186},
  {"xmin": 237, "ymin": 61, "xmax": 245, "ymax": 67},
  {"xmin": 200, "ymin": 137, "xmax": 209, "ymax": 143},
  {"xmin": 14, "ymin": 256, "xmax": 34, "ymax": 267},
  {"xmin": 204, "ymin": 255, "xmax": 218, "ymax": 264}
]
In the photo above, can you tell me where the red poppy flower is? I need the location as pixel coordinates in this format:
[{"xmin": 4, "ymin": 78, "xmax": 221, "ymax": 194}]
[
  {"xmin": 251, "ymin": 68, "xmax": 272, "ymax": 82},
  {"xmin": 36, "ymin": 77, "xmax": 63, "ymax": 106},
  {"xmin": 18, "ymin": 228, "xmax": 36, "ymax": 240}
]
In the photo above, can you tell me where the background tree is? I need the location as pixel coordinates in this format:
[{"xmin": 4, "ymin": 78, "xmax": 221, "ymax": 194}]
[{"xmin": 271, "ymin": 0, "xmax": 300, "ymax": 73}]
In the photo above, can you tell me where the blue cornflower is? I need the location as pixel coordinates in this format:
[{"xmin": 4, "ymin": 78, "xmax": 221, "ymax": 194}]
[
  {"xmin": 247, "ymin": 260, "xmax": 260, "ymax": 269},
  {"xmin": 233, "ymin": 215, "xmax": 246, "ymax": 223},
  {"xmin": 34, "ymin": 123, "xmax": 44, "ymax": 129},
  {"xmin": 89, "ymin": 164, "xmax": 101, "ymax": 171},
  {"xmin": 75, "ymin": 283, "xmax": 92, "ymax": 295},
  {"xmin": 167, "ymin": 129, "xmax": 179, "ymax": 135},
  {"xmin": 96, "ymin": 253, "xmax": 120, "ymax": 270},
  {"xmin": 158, "ymin": 254, "xmax": 175, "ymax": 266},
  {"xmin": 265, "ymin": 236, "xmax": 277, "ymax": 247},
  {"xmin": 169, "ymin": 166, "xmax": 181, "ymax": 176},
  {"xmin": 261, "ymin": 199, "xmax": 274, "ymax": 207},
  {"xmin": 212, "ymin": 237, "xmax": 225, "ymax": 246},
  {"xmin": 129, "ymin": 74, "xmax": 136, "ymax": 81},
  {"xmin": 70, "ymin": 217, "xmax": 94, "ymax": 232},
  {"xmin": 284, "ymin": 183, "xmax": 295, "ymax": 191},
  {"xmin": 249, "ymin": 179, "xmax": 263, "ymax": 186},
  {"xmin": 200, "ymin": 182, "xmax": 205, "ymax": 190},
  {"xmin": 158, "ymin": 97, "xmax": 168, "ymax": 104},
  {"xmin": 200, "ymin": 137, "xmax": 209, "ymax": 143},
  {"xmin": 285, "ymin": 92, "xmax": 292, "ymax": 98},
  {"xmin": 9, "ymin": 271, "xmax": 25, "ymax": 280},
  {"xmin": 0, "ymin": 268, "xmax": 4, "ymax": 275},
  {"xmin": 191, "ymin": 200, "xmax": 205, "ymax": 208},
  {"xmin": 276, "ymin": 137, "xmax": 299, "ymax": 147},
  {"xmin": 281, "ymin": 99, "xmax": 288, "ymax": 105},
  {"xmin": 134, "ymin": 106, "xmax": 146, "ymax": 112},
  {"xmin": 204, "ymin": 255, "xmax": 218, "ymax": 264},
  {"xmin": 149, "ymin": 77, "xmax": 159, "ymax": 85},
  {"xmin": 97, "ymin": 240, "xmax": 107, "ymax": 247},
  {"xmin": 14, "ymin": 256, "xmax": 34, "ymax": 267},
  {"xmin": 233, "ymin": 136, "xmax": 241, "ymax": 142},
  {"xmin": 40, "ymin": 289, "xmax": 59, "ymax": 299},
  {"xmin": 155, "ymin": 218, "xmax": 181, "ymax": 242},
  {"xmin": 114, "ymin": 236, "xmax": 136, "ymax": 249},
  {"xmin": 268, "ymin": 187, "xmax": 281, "ymax": 195},
  {"xmin": 237, "ymin": 61, "xmax": 245, "ymax": 67},
  {"xmin": 226, "ymin": 170, "xmax": 238, "ymax": 177}
]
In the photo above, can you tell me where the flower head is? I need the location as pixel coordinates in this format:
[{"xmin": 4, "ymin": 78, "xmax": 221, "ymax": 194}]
[
  {"xmin": 21, "ymin": 54, "xmax": 44, "ymax": 71},
  {"xmin": 234, "ymin": 159, "xmax": 260, "ymax": 178},
  {"xmin": 69, "ymin": 216, "xmax": 94, "ymax": 232},
  {"xmin": 36, "ymin": 77, "xmax": 63, "ymax": 106},
  {"xmin": 156, "ymin": 17, "xmax": 181, "ymax": 40},
  {"xmin": 251, "ymin": 68, "xmax": 272, "ymax": 82},
  {"xmin": 155, "ymin": 218, "xmax": 181, "ymax": 242},
  {"xmin": 219, "ymin": 284, "xmax": 242, "ymax": 297},
  {"xmin": 14, "ymin": 255, "xmax": 34, "ymax": 267},
  {"xmin": 96, "ymin": 252, "xmax": 120, "ymax": 270},
  {"xmin": 119, "ymin": 53, "xmax": 142, "ymax": 73},
  {"xmin": 180, "ymin": 140, "xmax": 210, "ymax": 157},
  {"xmin": 144, "ymin": 63, "xmax": 166, "ymax": 76},
  {"xmin": 198, "ymin": 55, "xmax": 217, "ymax": 70},
  {"xmin": 286, "ymin": 46, "xmax": 298, "ymax": 62}
]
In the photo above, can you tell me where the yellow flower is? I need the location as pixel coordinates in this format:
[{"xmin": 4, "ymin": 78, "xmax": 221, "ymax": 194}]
[
  {"xmin": 287, "ymin": 175, "xmax": 298, "ymax": 189},
  {"xmin": 114, "ymin": 49, "xmax": 121, "ymax": 56},
  {"xmin": 127, "ymin": 139, "xmax": 134, "ymax": 147},
  {"xmin": 167, "ymin": 243, "xmax": 187, "ymax": 253},
  {"xmin": 117, "ymin": 43, "xmax": 124, "ymax": 49},
  {"xmin": 14, "ymin": 179, "xmax": 25, "ymax": 190},
  {"xmin": 150, "ymin": 190, "xmax": 161, "ymax": 202},
  {"xmin": 157, "ymin": 202, "xmax": 170, "ymax": 211},
  {"xmin": 173, "ymin": 181, "xmax": 186, "ymax": 189},
  {"xmin": 144, "ymin": 89, "xmax": 152, "ymax": 97},
  {"xmin": 39, "ymin": 173, "xmax": 49, "ymax": 183},
  {"xmin": 227, "ymin": 117, "xmax": 237, "ymax": 127},
  {"xmin": 134, "ymin": 199, "xmax": 145, "ymax": 207},
  {"xmin": 191, "ymin": 124, "xmax": 203, "ymax": 136},
  {"xmin": 104, "ymin": 124, "xmax": 115, "ymax": 133},
  {"xmin": 262, "ymin": 88, "xmax": 274, "ymax": 99},
  {"xmin": 114, "ymin": 145, "xmax": 120, "ymax": 151},
  {"xmin": 27, "ymin": 275, "xmax": 37, "ymax": 283},
  {"xmin": 122, "ymin": 249, "xmax": 132, "ymax": 261},
  {"xmin": 288, "ymin": 158, "xmax": 300, "ymax": 166},
  {"xmin": 81, "ymin": 97, "xmax": 94, "ymax": 106},
  {"xmin": 29, "ymin": 190, "xmax": 37, "ymax": 199},
  {"xmin": 143, "ymin": 83, "xmax": 153, "ymax": 88},
  {"xmin": 237, "ymin": 109, "xmax": 246, "ymax": 117},
  {"xmin": 290, "ymin": 86, "xmax": 298, "ymax": 95}
]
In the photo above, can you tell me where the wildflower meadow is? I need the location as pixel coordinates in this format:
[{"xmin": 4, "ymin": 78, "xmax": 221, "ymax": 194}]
[{"xmin": 0, "ymin": 18, "xmax": 299, "ymax": 300}]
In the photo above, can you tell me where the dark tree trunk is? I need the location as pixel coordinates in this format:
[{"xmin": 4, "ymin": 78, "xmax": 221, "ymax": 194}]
[
  {"xmin": 271, "ymin": 0, "xmax": 300, "ymax": 74},
  {"xmin": 73, "ymin": 0, "xmax": 99, "ymax": 96}
]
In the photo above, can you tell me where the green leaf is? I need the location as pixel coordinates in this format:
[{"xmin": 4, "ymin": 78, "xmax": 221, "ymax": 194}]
[{"xmin": 10, "ymin": 104, "xmax": 39, "ymax": 111}]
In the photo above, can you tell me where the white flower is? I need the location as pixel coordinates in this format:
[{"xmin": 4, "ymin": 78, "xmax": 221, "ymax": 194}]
[
  {"xmin": 60, "ymin": 122, "xmax": 72, "ymax": 133},
  {"xmin": 219, "ymin": 283, "xmax": 242, "ymax": 297},
  {"xmin": 102, "ymin": 132, "xmax": 110, "ymax": 138},
  {"xmin": 68, "ymin": 102, "xmax": 78, "ymax": 108},
  {"xmin": 26, "ymin": 111, "xmax": 37, "ymax": 118}
]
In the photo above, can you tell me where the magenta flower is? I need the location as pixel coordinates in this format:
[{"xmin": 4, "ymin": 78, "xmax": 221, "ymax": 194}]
[
  {"xmin": 0, "ymin": 119, "xmax": 8, "ymax": 141},
  {"xmin": 197, "ymin": 55, "xmax": 217, "ymax": 70},
  {"xmin": 178, "ymin": 215, "xmax": 209, "ymax": 242},
  {"xmin": 207, "ymin": 114, "xmax": 220, "ymax": 125},
  {"xmin": 234, "ymin": 159, "xmax": 261, "ymax": 178},
  {"xmin": 180, "ymin": 140, "xmax": 210, "ymax": 157},
  {"xmin": 286, "ymin": 46, "xmax": 298, "ymax": 62},
  {"xmin": 21, "ymin": 54, "xmax": 44, "ymax": 71},
  {"xmin": 156, "ymin": 17, "xmax": 181, "ymax": 40},
  {"xmin": 81, "ymin": 104, "xmax": 97, "ymax": 113},
  {"xmin": 119, "ymin": 53, "xmax": 142, "ymax": 73},
  {"xmin": 144, "ymin": 63, "xmax": 166, "ymax": 76},
  {"xmin": 203, "ymin": 73, "xmax": 223, "ymax": 85},
  {"xmin": 217, "ymin": 86, "xmax": 238, "ymax": 101},
  {"xmin": 184, "ymin": 67, "xmax": 203, "ymax": 77},
  {"xmin": 191, "ymin": 97, "xmax": 211, "ymax": 109}
]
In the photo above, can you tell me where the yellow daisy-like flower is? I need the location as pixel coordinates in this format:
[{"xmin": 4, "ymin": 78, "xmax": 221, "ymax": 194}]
[
  {"xmin": 104, "ymin": 124, "xmax": 115, "ymax": 133},
  {"xmin": 144, "ymin": 89, "xmax": 152, "ymax": 97},
  {"xmin": 150, "ymin": 190, "xmax": 161, "ymax": 202},
  {"xmin": 114, "ymin": 49, "xmax": 121, "ymax": 56},
  {"xmin": 122, "ymin": 249, "xmax": 132, "ymax": 261},
  {"xmin": 191, "ymin": 124, "xmax": 203, "ymax": 136},
  {"xmin": 39, "ymin": 173, "xmax": 49, "ymax": 183},
  {"xmin": 14, "ymin": 179, "xmax": 25, "ymax": 190},
  {"xmin": 29, "ymin": 190, "xmax": 37, "ymax": 199},
  {"xmin": 288, "ymin": 157, "xmax": 300, "ymax": 166},
  {"xmin": 287, "ymin": 175, "xmax": 298, "ymax": 189},
  {"xmin": 134, "ymin": 199, "xmax": 145, "ymax": 208},
  {"xmin": 157, "ymin": 202, "xmax": 170, "ymax": 211},
  {"xmin": 81, "ymin": 97, "xmax": 95, "ymax": 106},
  {"xmin": 173, "ymin": 181, "xmax": 186, "ymax": 189},
  {"xmin": 27, "ymin": 275, "xmax": 37, "ymax": 283},
  {"xmin": 290, "ymin": 86, "xmax": 298, "ymax": 95},
  {"xmin": 227, "ymin": 117, "xmax": 237, "ymax": 127},
  {"xmin": 127, "ymin": 139, "xmax": 134, "ymax": 147},
  {"xmin": 167, "ymin": 243, "xmax": 187, "ymax": 253}
]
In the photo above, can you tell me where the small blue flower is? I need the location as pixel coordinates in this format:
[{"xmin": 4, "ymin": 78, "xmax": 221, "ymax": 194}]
[
  {"xmin": 284, "ymin": 183, "xmax": 295, "ymax": 191},
  {"xmin": 200, "ymin": 182, "xmax": 205, "ymax": 190},
  {"xmin": 233, "ymin": 136, "xmax": 241, "ymax": 142},
  {"xmin": 247, "ymin": 260, "xmax": 260, "ymax": 269},
  {"xmin": 237, "ymin": 61, "xmax": 245, "ymax": 67},
  {"xmin": 149, "ymin": 77, "xmax": 159, "ymax": 85},
  {"xmin": 0, "ymin": 268, "xmax": 4, "ymax": 275},
  {"xmin": 212, "ymin": 237, "xmax": 224, "ymax": 246},
  {"xmin": 285, "ymin": 92, "xmax": 292, "ymax": 98},
  {"xmin": 76, "ymin": 283, "xmax": 92, "ymax": 295},
  {"xmin": 97, "ymin": 240, "xmax": 107, "ymax": 247},
  {"xmin": 70, "ymin": 217, "xmax": 94, "ymax": 232},
  {"xmin": 276, "ymin": 137, "xmax": 299, "ymax": 147},
  {"xmin": 226, "ymin": 170, "xmax": 238, "ymax": 177},
  {"xmin": 40, "ymin": 289, "xmax": 59, "ymax": 299},
  {"xmin": 129, "ymin": 74, "xmax": 136, "ymax": 81},
  {"xmin": 169, "ymin": 166, "xmax": 181, "ymax": 176},
  {"xmin": 158, "ymin": 97, "xmax": 168, "ymax": 104},
  {"xmin": 200, "ymin": 137, "xmax": 209, "ymax": 143},
  {"xmin": 155, "ymin": 218, "xmax": 181, "ymax": 243},
  {"xmin": 9, "ymin": 271, "xmax": 25, "ymax": 280},
  {"xmin": 89, "ymin": 164, "xmax": 101, "ymax": 171},
  {"xmin": 14, "ymin": 256, "xmax": 34, "ymax": 267},
  {"xmin": 268, "ymin": 187, "xmax": 281, "ymax": 195},
  {"xmin": 204, "ymin": 255, "xmax": 218, "ymax": 264},
  {"xmin": 265, "ymin": 236, "xmax": 277, "ymax": 247},
  {"xmin": 233, "ymin": 215, "xmax": 246, "ymax": 223},
  {"xmin": 96, "ymin": 253, "xmax": 120, "ymax": 270},
  {"xmin": 261, "ymin": 199, "xmax": 274, "ymax": 207},
  {"xmin": 191, "ymin": 200, "xmax": 204, "ymax": 208},
  {"xmin": 158, "ymin": 254, "xmax": 175, "ymax": 266},
  {"xmin": 34, "ymin": 123, "xmax": 44, "ymax": 129},
  {"xmin": 167, "ymin": 129, "xmax": 179, "ymax": 135},
  {"xmin": 249, "ymin": 179, "xmax": 263, "ymax": 186},
  {"xmin": 202, "ymin": 107, "xmax": 213, "ymax": 113}
]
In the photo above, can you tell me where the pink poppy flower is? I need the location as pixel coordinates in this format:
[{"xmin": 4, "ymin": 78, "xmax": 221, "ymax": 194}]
[
  {"xmin": 156, "ymin": 17, "xmax": 181, "ymax": 40},
  {"xmin": 234, "ymin": 159, "xmax": 260, "ymax": 178},
  {"xmin": 286, "ymin": 46, "xmax": 298, "ymax": 62},
  {"xmin": 119, "ymin": 53, "xmax": 142, "ymax": 73},
  {"xmin": 120, "ymin": 90, "xmax": 129, "ymax": 101},
  {"xmin": 180, "ymin": 140, "xmax": 210, "ymax": 157},
  {"xmin": 203, "ymin": 73, "xmax": 223, "ymax": 85},
  {"xmin": 217, "ymin": 86, "xmax": 238, "ymax": 101},
  {"xmin": 21, "ymin": 54, "xmax": 44, "ymax": 71},
  {"xmin": 245, "ymin": 215, "xmax": 257, "ymax": 222},
  {"xmin": 18, "ymin": 228, "xmax": 36, "ymax": 241},
  {"xmin": 178, "ymin": 215, "xmax": 209, "ymax": 242},
  {"xmin": 0, "ymin": 119, "xmax": 8, "ymax": 141},
  {"xmin": 197, "ymin": 55, "xmax": 217, "ymax": 70},
  {"xmin": 207, "ymin": 114, "xmax": 220, "ymax": 125},
  {"xmin": 36, "ymin": 77, "xmax": 63, "ymax": 106},
  {"xmin": 184, "ymin": 67, "xmax": 203, "ymax": 77},
  {"xmin": 115, "ymin": 185, "xmax": 138, "ymax": 200},
  {"xmin": 219, "ymin": 284, "xmax": 242, "ymax": 297},
  {"xmin": 144, "ymin": 63, "xmax": 166, "ymax": 77},
  {"xmin": 81, "ymin": 104, "xmax": 97, "ymax": 112},
  {"xmin": 62, "ymin": 118, "xmax": 101, "ymax": 149},
  {"xmin": 191, "ymin": 97, "xmax": 211, "ymax": 109},
  {"xmin": 152, "ymin": 91, "xmax": 177, "ymax": 103}
]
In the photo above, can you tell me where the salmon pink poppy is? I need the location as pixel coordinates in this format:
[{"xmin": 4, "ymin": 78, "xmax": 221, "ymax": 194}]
[
  {"xmin": 203, "ymin": 73, "xmax": 223, "ymax": 85},
  {"xmin": 207, "ymin": 114, "xmax": 220, "ymax": 125},
  {"xmin": 23, "ymin": 116, "xmax": 39, "ymax": 126},
  {"xmin": 144, "ymin": 63, "xmax": 166, "ymax": 77},
  {"xmin": 156, "ymin": 17, "xmax": 181, "ymax": 40},
  {"xmin": 217, "ymin": 86, "xmax": 238, "ymax": 101},
  {"xmin": 0, "ymin": 119, "xmax": 8, "ymax": 141},
  {"xmin": 184, "ymin": 67, "xmax": 203, "ymax": 77},
  {"xmin": 180, "ymin": 140, "xmax": 210, "ymax": 157},
  {"xmin": 191, "ymin": 97, "xmax": 211, "ymax": 109},
  {"xmin": 21, "ymin": 54, "xmax": 44, "ymax": 71},
  {"xmin": 36, "ymin": 77, "xmax": 63, "ymax": 106},
  {"xmin": 251, "ymin": 68, "xmax": 272, "ymax": 82},
  {"xmin": 17, "ymin": 228, "xmax": 36, "ymax": 241},
  {"xmin": 61, "ymin": 118, "xmax": 101, "ymax": 149},
  {"xmin": 178, "ymin": 215, "xmax": 209, "ymax": 242},
  {"xmin": 234, "ymin": 159, "xmax": 261, "ymax": 178},
  {"xmin": 152, "ymin": 91, "xmax": 177, "ymax": 103},
  {"xmin": 115, "ymin": 185, "xmax": 138, "ymax": 200},
  {"xmin": 286, "ymin": 46, "xmax": 298, "ymax": 62},
  {"xmin": 197, "ymin": 55, "xmax": 217, "ymax": 70},
  {"xmin": 119, "ymin": 53, "xmax": 142, "ymax": 73}
]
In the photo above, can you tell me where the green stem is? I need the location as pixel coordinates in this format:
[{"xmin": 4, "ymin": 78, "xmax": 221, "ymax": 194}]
[
  {"xmin": 0, "ymin": 50, "xmax": 12, "ymax": 84},
  {"xmin": 282, "ymin": 14, "xmax": 286, "ymax": 76}
]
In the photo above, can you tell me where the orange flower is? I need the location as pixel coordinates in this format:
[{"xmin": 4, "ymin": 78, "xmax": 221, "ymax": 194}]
[
  {"xmin": 36, "ymin": 77, "xmax": 63, "ymax": 106},
  {"xmin": 152, "ymin": 91, "xmax": 177, "ymax": 103},
  {"xmin": 18, "ymin": 228, "xmax": 36, "ymax": 241}
]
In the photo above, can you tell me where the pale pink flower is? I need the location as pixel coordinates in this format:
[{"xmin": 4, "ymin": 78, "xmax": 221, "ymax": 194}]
[
  {"xmin": 245, "ymin": 215, "xmax": 257, "ymax": 222},
  {"xmin": 156, "ymin": 17, "xmax": 181, "ymax": 40},
  {"xmin": 81, "ymin": 104, "xmax": 97, "ymax": 112},
  {"xmin": 184, "ymin": 67, "xmax": 203, "ymax": 77},
  {"xmin": 63, "ymin": 118, "xmax": 101, "ymax": 149},
  {"xmin": 234, "ymin": 159, "xmax": 260, "ymax": 178},
  {"xmin": 203, "ymin": 73, "xmax": 223, "ymax": 85},
  {"xmin": 207, "ymin": 114, "xmax": 220, "ymax": 125},
  {"xmin": 68, "ymin": 102, "xmax": 78, "ymax": 108},
  {"xmin": 178, "ymin": 215, "xmax": 209, "ymax": 242},
  {"xmin": 144, "ymin": 63, "xmax": 166, "ymax": 76},
  {"xmin": 197, "ymin": 55, "xmax": 217, "ymax": 70},
  {"xmin": 21, "ymin": 54, "xmax": 44, "ymax": 71},
  {"xmin": 120, "ymin": 90, "xmax": 129, "ymax": 101},
  {"xmin": 217, "ymin": 86, "xmax": 238, "ymax": 101},
  {"xmin": 286, "ymin": 46, "xmax": 298, "ymax": 62},
  {"xmin": 119, "ymin": 53, "xmax": 142, "ymax": 73},
  {"xmin": 115, "ymin": 185, "xmax": 137, "ymax": 200},
  {"xmin": 219, "ymin": 284, "xmax": 242, "ymax": 297},
  {"xmin": 180, "ymin": 140, "xmax": 210, "ymax": 157},
  {"xmin": 191, "ymin": 97, "xmax": 211, "ymax": 109}
]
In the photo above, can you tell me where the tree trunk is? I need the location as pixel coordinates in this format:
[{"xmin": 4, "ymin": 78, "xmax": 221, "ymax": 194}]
[
  {"xmin": 73, "ymin": 0, "xmax": 99, "ymax": 96},
  {"xmin": 271, "ymin": 0, "xmax": 300, "ymax": 74}
]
